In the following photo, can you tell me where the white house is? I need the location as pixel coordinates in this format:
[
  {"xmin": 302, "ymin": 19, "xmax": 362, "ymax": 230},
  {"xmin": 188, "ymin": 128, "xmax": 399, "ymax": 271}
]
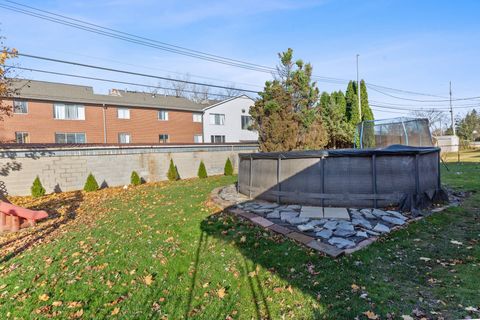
[{"xmin": 202, "ymin": 95, "xmax": 258, "ymax": 143}]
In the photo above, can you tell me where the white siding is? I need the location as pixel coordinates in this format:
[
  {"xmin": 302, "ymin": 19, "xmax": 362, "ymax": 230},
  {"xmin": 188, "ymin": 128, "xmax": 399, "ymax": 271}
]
[{"xmin": 202, "ymin": 96, "xmax": 258, "ymax": 143}]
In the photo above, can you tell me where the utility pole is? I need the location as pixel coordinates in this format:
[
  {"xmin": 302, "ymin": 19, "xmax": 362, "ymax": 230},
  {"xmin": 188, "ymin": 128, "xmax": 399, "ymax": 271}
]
[
  {"xmin": 450, "ymin": 81, "xmax": 456, "ymax": 135},
  {"xmin": 356, "ymin": 54, "xmax": 362, "ymax": 121}
]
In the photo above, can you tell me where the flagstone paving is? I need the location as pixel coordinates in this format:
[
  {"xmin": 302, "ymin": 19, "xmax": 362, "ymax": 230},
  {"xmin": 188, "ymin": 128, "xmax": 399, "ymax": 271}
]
[{"xmin": 213, "ymin": 184, "xmax": 457, "ymax": 256}]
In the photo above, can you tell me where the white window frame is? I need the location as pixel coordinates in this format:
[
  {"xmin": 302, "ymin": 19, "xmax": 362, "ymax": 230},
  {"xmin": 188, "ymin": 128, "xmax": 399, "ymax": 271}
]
[
  {"xmin": 54, "ymin": 132, "xmax": 86, "ymax": 144},
  {"xmin": 13, "ymin": 100, "xmax": 28, "ymax": 114},
  {"xmin": 117, "ymin": 108, "xmax": 130, "ymax": 119},
  {"xmin": 192, "ymin": 113, "xmax": 202, "ymax": 123},
  {"xmin": 158, "ymin": 110, "xmax": 169, "ymax": 121},
  {"xmin": 159, "ymin": 134, "xmax": 169, "ymax": 143},
  {"xmin": 210, "ymin": 135, "xmax": 225, "ymax": 143},
  {"xmin": 209, "ymin": 113, "xmax": 225, "ymax": 125},
  {"xmin": 194, "ymin": 134, "xmax": 203, "ymax": 143},
  {"xmin": 241, "ymin": 115, "xmax": 253, "ymax": 130},
  {"xmin": 53, "ymin": 103, "xmax": 85, "ymax": 120},
  {"xmin": 118, "ymin": 133, "xmax": 131, "ymax": 144},
  {"xmin": 15, "ymin": 131, "xmax": 29, "ymax": 143}
]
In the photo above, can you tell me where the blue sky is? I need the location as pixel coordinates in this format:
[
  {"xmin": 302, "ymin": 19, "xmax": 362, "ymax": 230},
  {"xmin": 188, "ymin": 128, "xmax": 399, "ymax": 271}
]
[{"xmin": 1, "ymin": 0, "xmax": 479, "ymax": 121}]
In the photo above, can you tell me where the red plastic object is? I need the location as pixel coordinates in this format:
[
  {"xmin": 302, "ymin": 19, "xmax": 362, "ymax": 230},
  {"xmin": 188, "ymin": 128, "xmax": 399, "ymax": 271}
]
[{"xmin": 0, "ymin": 201, "xmax": 48, "ymax": 232}]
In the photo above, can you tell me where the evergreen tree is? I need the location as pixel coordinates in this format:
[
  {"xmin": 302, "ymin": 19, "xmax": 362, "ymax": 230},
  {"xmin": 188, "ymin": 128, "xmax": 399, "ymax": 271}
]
[
  {"xmin": 130, "ymin": 171, "xmax": 142, "ymax": 185},
  {"xmin": 360, "ymin": 80, "xmax": 374, "ymax": 121},
  {"xmin": 457, "ymin": 109, "xmax": 480, "ymax": 141},
  {"xmin": 167, "ymin": 159, "xmax": 180, "ymax": 181},
  {"xmin": 250, "ymin": 48, "xmax": 327, "ymax": 151},
  {"xmin": 197, "ymin": 161, "xmax": 207, "ymax": 179},
  {"xmin": 346, "ymin": 81, "xmax": 360, "ymax": 125},
  {"xmin": 31, "ymin": 176, "xmax": 46, "ymax": 198},
  {"xmin": 84, "ymin": 173, "xmax": 99, "ymax": 192},
  {"xmin": 224, "ymin": 158, "xmax": 234, "ymax": 176}
]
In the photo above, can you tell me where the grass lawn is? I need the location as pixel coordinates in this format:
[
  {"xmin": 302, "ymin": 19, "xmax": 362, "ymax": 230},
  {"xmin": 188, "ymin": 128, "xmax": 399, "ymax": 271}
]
[{"xmin": 0, "ymin": 151, "xmax": 479, "ymax": 319}]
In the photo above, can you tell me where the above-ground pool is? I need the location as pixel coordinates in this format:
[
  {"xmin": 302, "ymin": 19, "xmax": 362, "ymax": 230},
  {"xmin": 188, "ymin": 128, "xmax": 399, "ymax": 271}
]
[{"xmin": 238, "ymin": 145, "xmax": 446, "ymax": 210}]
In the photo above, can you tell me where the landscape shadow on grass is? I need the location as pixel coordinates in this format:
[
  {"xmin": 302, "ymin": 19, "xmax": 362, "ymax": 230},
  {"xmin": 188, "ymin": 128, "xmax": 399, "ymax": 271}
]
[
  {"xmin": 0, "ymin": 191, "xmax": 83, "ymax": 263},
  {"xmin": 199, "ymin": 207, "xmax": 339, "ymax": 319}
]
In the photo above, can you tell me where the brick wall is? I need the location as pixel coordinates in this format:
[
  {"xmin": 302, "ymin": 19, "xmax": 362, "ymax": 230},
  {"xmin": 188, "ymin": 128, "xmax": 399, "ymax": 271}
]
[
  {"xmin": 0, "ymin": 100, "xmax": 203, "ymax": 144},
  {"xmin": 0, "ymin": 144, "xmax": 257, "ymax": 195}
]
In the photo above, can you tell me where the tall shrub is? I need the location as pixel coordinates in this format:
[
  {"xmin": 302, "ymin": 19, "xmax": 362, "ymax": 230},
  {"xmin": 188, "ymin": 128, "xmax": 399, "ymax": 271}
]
[
  {"xmin": 84, "ymin": 173, "xmax": 99, "ymax": 192},
  {"xmin": 31, "ymin": 176, "xmax": 46, "ymax": 198},
  {"xmin": 131, "ymin": 171, "xmax": 142, "ymax": 185},
  {"xmin": 167, "ymin": 159, "xmax": 180, "ymax": 181},
  {"xmin": 224, "ymin": 158, "xmax": 233, "ymax": 176},
  {"xmin": 197, "ymin": 161, "xmax": 207, "ymax": 179}
]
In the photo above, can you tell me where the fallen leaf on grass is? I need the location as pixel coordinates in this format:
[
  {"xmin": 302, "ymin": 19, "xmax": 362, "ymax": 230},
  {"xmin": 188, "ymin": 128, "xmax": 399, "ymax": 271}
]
[
  {"xmin": 240, "ymin": 236, "xmax": 246, "ymax": 243},
  {"xmin": 450, "ymin": 240, "xmax": 463, "ymax": 245},
  {"xmin": 363, "ymin": 310, "xmax": 378, "ymax": 319},
  {"xmin": 111, "ymin": 307, "xmax": 120, "ymax": 315},
  {"xmin": 351, "ymin": 284, "xmax": 360, "ymax": 292},
  {"xmin": 465, "ymin": 306, "xmax": 479, "ymax": 312},
  {"xmin": 143, "ymin": 274, "xmax": 154, "ymax": 286},
  {"xmin": 419, "ymin": 257, "xmax": 431, "ymax": 262},
  {"xmin": 72, "ymin": 309, "xmax": 84, "ymax": 318},
  {"xmin": 217, "ymin": 287, "xmax": 226, "ymax": 299},
  {"xmin": 52, "ymin": 301, "xmax": 63, "ymax": 307},
  {"xmin": 38, "ymin": 294, "xmax": 50, "ymax": 301}
]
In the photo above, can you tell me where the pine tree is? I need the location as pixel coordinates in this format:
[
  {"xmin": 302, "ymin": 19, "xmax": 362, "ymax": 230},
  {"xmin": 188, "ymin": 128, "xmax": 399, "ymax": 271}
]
[
  {"xmin": 31, "ymin": 176, "xmax": 46, "ymax": 198},
  {"xmin": 167, "ymin": 159, "xmax": 180, "ymax": 181},
  {"xmin": 250, "ymin": 48, "xmax": 327, "ymax": 152},
  {"xmin": 130, "ymin": 171, "xmax": 141, "ymax": 185},
  {"xmin": 84, "ymin": 173, "xmax": 99, "ymax": 192},
  {"xmin": 197, "ymin": 161, "xmax": 207, "ymax": 179},
  {"xmin": 224, "ymin": 158, "xmax": 234, "ymax": 176}
]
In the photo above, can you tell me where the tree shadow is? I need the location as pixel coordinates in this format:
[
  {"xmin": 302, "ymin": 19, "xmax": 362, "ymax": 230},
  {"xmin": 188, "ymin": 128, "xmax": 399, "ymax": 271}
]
[
  {"xmin": 199, "ymin": 208, "xmax": 328, "ymax": 319},
  {"xmin": 0, "ymin": 191, "xmax": 84, "ymax": 263}
]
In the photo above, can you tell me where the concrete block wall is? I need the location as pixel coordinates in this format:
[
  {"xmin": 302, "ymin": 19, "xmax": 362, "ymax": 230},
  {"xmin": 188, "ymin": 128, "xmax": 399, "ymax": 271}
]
[{"xmin": 0, "ymin": 144, "xmax": 257, "ymax": 196}]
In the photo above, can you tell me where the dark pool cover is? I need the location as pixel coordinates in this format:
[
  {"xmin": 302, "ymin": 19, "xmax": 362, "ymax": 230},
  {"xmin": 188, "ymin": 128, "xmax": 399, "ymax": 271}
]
[{"xmin": 239, "ymin": 144, "xmax": 440, "ymax": 159}]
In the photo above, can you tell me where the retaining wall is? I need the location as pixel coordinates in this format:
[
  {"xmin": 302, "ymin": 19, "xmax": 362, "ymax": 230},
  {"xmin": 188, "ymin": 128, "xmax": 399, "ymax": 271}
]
[{"xmin": 0, "ymin": 144, "xmax": 258, "ymax": 196}]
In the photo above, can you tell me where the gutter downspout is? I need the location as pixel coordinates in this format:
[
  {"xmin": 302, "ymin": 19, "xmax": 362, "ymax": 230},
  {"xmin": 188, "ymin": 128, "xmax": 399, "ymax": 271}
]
[{"xmin": 102, "ymin": 104, "xmax": 107, "ymax": 144}]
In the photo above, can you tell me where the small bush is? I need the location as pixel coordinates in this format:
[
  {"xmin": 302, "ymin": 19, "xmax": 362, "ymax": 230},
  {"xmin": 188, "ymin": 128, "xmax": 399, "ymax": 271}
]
[
  {"xmin": 224, "ymin": 158, "xmax": 233, "ymax": 176},
  {"xmin": 167, "ymin": 159, "xmax": 180, "ymax": 181},
  {"xmin": 197, "ymin": 161, "xmax": 207, "ymax": 179},
  {"xmin": 84, "ymin": 173, "xmax": 99, "ymax": 192},
  {"xmin": 131, "ymin": 171, "xmax": 142, "ymax": 185},
  {"xmin": 31, "ymin": 176, "xmax": 46, "ymax": 198}
]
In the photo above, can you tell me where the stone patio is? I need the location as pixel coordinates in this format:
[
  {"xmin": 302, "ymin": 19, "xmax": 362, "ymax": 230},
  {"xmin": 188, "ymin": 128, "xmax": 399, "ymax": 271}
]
[{"xmin": 209, "ymin": 184, "xmax": 459, "ymax": 257}]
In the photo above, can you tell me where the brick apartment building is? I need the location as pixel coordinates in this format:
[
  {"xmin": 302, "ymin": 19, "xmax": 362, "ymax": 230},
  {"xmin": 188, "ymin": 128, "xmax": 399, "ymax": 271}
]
[{"xmin": 0, "ymin": 79, "xmax": 257, "ymax": 144}]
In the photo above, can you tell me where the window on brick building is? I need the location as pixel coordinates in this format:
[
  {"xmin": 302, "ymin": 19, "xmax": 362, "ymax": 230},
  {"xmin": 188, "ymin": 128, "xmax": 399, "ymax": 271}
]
[
  {"xmin": 15, "ymin": 132, "xmax": 30, "ymax": 143},
  {"xmin": 194, "ymin": 134, "xmax": 203, "ymax": 143},
  {"xmin": 159, "ymin": 134, "xmax": 169, "ymax": 143},
  {"xmin": 118, "ymin": 133, "xmax": 131, "ymax": 144},
  {"xmin": 117, "ymin": 108, "xmax": 130, "ymax": 119},
  {"xmin": 53, "ymin": 104, "xmax": 85, "ymax": 120},
  {"xmin": 55, "ymin": 132, "xmax": 86, "ymax": 143},
  {"xmin": 192, "ymin": 113, "xmax": 202, "ymax": 122},
  {"xmin": 13, "ymin": 100, "xmax": 28, "ymax": 114},
  {"xmin": 158, "ymin": 110, "xmax": 169, "ymax": 121}
]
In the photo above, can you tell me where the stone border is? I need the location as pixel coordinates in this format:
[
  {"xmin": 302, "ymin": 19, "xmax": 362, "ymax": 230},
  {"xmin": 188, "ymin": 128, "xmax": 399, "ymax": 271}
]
[{"xmin": 208, "ymin": 186, "xmax": 458, "ymax": 258}]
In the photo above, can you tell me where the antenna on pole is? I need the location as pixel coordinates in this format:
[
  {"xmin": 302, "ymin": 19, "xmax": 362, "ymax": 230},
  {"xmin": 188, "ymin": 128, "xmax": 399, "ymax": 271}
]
[
  {"xmin": 356, "ymin": 54, "xmax": 362, "ymax": 121},
  {"xmin": 450, "ymin": 81, "xmax": 455, "ymax": 135}
]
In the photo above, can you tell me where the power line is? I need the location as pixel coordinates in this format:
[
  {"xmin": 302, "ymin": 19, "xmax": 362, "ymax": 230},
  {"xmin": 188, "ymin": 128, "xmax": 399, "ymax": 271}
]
[
  {"xmin": 367, "ymin": 83, "xmax": 447, "ymax": 98},
  {"xmin": 6, "ymin": 65, "xmax": 252, "ymax": 99},
  {"xmin": 3, "ymin": 1, "xmax": 478, "ymax": 100},
  {"xmin": 368, "ymin": 85, "xmax": 480, "ymax": 102},
  {"xmin": 0, "ymin": 1, "xmax": 359, "ymax": 86},
  {"xmin": 13, "ymin": 53, "xmax": 259, "ymax": 94}
]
